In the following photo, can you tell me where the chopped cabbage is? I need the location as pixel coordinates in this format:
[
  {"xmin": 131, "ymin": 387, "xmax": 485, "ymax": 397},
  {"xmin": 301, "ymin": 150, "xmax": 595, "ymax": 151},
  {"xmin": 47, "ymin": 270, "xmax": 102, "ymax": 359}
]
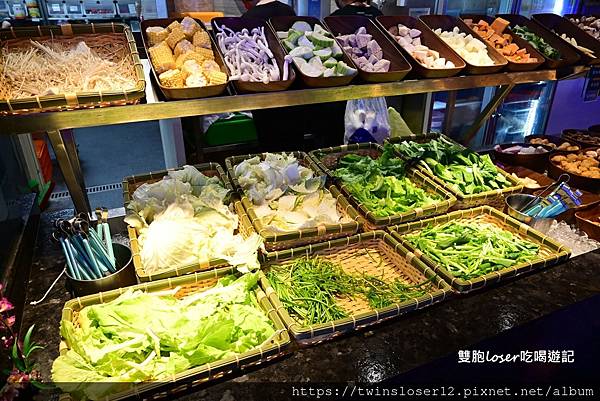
[
  {"xmin": 234, "ymin": 153, "xmax": 349, "ymax": 233},
  {"xmin": 125, "ymin": 165, "xmax": 262, "ymax": 274}
]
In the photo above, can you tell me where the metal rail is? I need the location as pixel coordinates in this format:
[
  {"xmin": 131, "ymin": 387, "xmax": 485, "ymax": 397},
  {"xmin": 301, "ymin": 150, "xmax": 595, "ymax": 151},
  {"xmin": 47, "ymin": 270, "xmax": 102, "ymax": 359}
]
[
  {"xmin": 5, "ymin": 65, "xmax": 587, "ymax": 214},
  {"xmin": 0, "ymin": 68, "xmax": 586, "ymax": 136}
]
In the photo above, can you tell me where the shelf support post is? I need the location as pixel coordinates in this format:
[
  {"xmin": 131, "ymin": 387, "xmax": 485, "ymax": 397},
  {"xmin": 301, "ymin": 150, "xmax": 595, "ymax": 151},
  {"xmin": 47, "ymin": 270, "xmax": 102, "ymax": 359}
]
[
  {"xmin": 462, "ymin": 84, "xmax": 514, "ymax": 146},
  {"xmin": 47, "ymin": 129, "xmax": 91, "ymax": 214}
]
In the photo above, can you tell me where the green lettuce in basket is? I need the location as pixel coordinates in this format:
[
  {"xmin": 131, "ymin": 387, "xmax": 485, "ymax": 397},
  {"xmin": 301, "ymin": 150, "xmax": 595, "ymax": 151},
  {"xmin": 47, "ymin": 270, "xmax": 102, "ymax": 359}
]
[{"xmin": 52, "ymin": 273, "xmax": 274, "ymax": 400}]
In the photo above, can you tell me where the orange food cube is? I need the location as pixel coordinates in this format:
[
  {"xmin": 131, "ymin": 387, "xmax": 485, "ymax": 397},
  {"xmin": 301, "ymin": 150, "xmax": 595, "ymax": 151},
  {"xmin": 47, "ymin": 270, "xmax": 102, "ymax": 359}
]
[{"xmin": 491, "ymin": 17, "xmax": 510, "ymax": 34}]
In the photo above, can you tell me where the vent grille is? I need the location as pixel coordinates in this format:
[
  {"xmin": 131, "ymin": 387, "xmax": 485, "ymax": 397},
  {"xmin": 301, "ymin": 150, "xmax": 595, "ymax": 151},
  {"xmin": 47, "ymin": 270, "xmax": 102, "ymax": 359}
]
[{"xmin": 49, "ymin": 182, "xmax": 122, "ymax": 200}]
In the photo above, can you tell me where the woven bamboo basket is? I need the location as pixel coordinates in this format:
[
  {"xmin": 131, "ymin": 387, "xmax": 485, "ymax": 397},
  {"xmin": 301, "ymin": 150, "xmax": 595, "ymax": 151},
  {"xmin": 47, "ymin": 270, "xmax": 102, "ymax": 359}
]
[
  {"xmin": 259, "ymin": 231, "xmax": 452, "ymax": 344},
  {"xmin": 389, "ymin": 206, "xmax": 571, "ymax": 293},
  {"xmin": 308, "ymin": 142, "xmax": 457, "ymax": 230},
  {"xmin": 122, "ymin": 163, "xmax": 254, "ymax": 282},
  {"xmin": 57, "ymin": 269, "xmax": 290, "ymax": 401},
  {"xmin": 225, "ymin": 151, "xmax": 361, "ymax": 251},
  {"xmin": 386, "ymin": 134, "xmax": 524, "ymax": 211},
  {"xmin": 0, "ymin": 23, "xmax": 145, "ymax": 114}
]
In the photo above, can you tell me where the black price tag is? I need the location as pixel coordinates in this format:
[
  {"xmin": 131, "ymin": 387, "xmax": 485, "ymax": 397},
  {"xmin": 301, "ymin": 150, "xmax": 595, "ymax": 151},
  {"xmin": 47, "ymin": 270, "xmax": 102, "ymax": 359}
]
[{"xmin": 582, "ymin": 66, "xmax": 600, "ymax": 102}]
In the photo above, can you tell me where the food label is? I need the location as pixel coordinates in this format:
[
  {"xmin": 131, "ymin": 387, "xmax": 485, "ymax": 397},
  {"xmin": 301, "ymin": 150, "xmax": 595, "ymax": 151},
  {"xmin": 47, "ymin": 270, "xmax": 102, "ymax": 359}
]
[
  {"xmin": 582, "ymin": 66, "xmax": 600, "ymax": 102},
  {"xmin": 408, "ymin": 7, "xmax": 430, "ymax": 17}
]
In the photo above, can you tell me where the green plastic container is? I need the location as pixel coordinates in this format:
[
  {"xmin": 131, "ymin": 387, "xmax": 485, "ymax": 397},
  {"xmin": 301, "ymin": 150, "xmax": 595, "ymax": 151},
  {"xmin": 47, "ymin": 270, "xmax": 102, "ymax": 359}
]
[{"xmin": 203, "ymin": 114, "xmax": 258, "ymax": 146}]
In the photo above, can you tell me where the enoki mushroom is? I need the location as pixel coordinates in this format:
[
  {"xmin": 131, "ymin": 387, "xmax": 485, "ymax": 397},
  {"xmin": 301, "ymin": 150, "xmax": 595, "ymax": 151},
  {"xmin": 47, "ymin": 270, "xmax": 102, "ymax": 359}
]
[{"xmin": 0, "ymin": 34, "xmax": 138, "ymax": 99}]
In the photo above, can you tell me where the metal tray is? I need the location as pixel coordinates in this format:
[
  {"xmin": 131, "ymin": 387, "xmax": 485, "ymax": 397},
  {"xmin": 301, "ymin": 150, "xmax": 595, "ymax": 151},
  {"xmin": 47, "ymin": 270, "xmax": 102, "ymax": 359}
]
[
  {"xmin": 375, "ymin": 15, "xmax": 465, "ymax": 78},
  {"xmin": 141, "ymin": 18, "xmax": 229, "ymax": 100},
  {"xmin": 564, "ymin": 14, "xmax": 600, "ymax": 42},
  {"xmin": 268, "ymin": 16, "xmax": 358, "ymax": 87},
  {"xmin": 532, "ymin": 13, "xmax": 600, "ymax": 65},
  {"xmin": 496, "ymin": 14, "xmax": 581, "ymax": 69},
  {"xmin": 419, "ymin": 14, "xmax": 508, "ymax": 75},
  {"xmin": 460, "ymin": 14, "xmax": 545, "ymax": 72},
  {"xmin": 548, "ymin": 148, "xmax": 600, "ymax": 192},
  {"xmin": 211, "ymin": 16, "xmax": 296, "ymax": 93},
  {"xmin": 323, "ymin": 15, "xmax": 412, "ymax": 83}
]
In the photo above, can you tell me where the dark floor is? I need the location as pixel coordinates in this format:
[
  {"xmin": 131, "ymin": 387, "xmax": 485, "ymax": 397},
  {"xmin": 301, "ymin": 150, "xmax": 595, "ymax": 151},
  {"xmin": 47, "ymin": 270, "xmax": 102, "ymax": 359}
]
[{"xmin": 47, "ymin": 121, "xmax": 165, "ymax": 212}]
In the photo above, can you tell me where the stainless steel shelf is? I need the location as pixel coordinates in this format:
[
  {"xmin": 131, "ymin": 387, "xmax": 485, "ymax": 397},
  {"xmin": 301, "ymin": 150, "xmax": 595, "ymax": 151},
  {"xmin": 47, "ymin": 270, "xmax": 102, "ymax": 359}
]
[{"xmin": 0, "ymin": 67, "xmax": 587, "ymax": 136}]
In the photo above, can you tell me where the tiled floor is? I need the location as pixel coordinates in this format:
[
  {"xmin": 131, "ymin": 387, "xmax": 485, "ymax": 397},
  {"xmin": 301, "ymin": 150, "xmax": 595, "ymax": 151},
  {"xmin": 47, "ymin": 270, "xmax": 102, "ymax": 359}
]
[{"xmin": 47, "ymin": 121, "xmax": 166, "ymax": 212}]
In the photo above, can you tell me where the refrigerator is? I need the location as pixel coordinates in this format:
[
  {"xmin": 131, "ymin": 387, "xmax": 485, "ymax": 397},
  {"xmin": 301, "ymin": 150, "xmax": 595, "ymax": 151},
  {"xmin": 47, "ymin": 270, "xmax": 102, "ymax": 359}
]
[{"xmin": 431, "ymin": 82, "xmax": 556, "ymax": 149}]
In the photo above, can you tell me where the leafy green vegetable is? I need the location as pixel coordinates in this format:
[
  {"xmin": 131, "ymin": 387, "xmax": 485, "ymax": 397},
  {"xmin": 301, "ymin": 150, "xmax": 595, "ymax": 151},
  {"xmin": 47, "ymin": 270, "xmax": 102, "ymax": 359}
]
[
  {"xmin": 267, "ymin": 256, "xmax": 433, "ymax": 325},
  {"xmin": 404, "ymin": 218, "xmax": 540, "ymax": 280},
  {"xmin": 392, "ymin": 138, "xmax": 513, "ymax": 195},
  {"xmin": 512, "ymin": 25, "xmax": 560, "ymax": 60},
  {"xmin": 332, "ymin": 146, "xmax": 441, "ymax": 217},
  {"xmin": 52, "ymin": 273, "xmax": 274, "ymax": 400}
]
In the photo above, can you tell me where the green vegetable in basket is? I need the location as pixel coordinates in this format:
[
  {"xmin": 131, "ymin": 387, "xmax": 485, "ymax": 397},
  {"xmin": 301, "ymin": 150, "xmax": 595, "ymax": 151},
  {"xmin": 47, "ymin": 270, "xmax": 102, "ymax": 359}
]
[
  {"xmin": 52, "ymin": 273, "xmax": 274, "ymax": 400},
  {"xmin": 404, "ymin": 217, "xmax": 540, "ymax": 280},
  {"xmin": 392, "ymin": 138, "xmax": 513, "ymax": 195},
  {"xmin": 332, "ymin": 145, "xmax": 441, "ymax": 217},
  {"xmin": 267, "ymin": 255, "xmax": 433, "ymax": 325},
  {"xmin": 512, "ymin": 25, "xmax": 560, "ymax": 60}
]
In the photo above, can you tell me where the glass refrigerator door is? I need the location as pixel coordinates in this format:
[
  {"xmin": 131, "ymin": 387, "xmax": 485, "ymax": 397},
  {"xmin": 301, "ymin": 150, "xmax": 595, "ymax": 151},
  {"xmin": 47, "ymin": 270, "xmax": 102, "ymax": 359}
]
[
  {"xmin": 485, "ymin": 81, "xmax": 555, "ymax": 145},
  {"xmin": 443, "ymin": 0, "xmax": 513, "ymax": 16},
  {"xmin": 517, "ymin": 0, "xmax": 579, "ymax": 17},
  {"xmin": 431, "ymin": 88, "xmax": 489, "ymax": 148}
]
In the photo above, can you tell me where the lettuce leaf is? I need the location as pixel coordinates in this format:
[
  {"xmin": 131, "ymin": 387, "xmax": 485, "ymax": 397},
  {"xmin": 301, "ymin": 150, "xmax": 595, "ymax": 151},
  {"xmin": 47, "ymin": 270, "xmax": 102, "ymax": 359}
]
[{"xmin": 52, "ymin": 274, "xmax": 274, "ymax": 400}]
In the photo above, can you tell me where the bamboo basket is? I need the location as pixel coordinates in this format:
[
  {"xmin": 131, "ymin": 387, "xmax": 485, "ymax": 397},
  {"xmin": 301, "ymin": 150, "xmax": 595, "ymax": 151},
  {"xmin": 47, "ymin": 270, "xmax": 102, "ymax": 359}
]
[
  {"xmin": 122, "ymin": 163, "xmax": 254, "ymax": 282},
  {"xmin": 0, "ymin": 23, "xmax": 145, "ymax": 114},
  {"xmin": 259, "ymin": 231, "xmax": 452, "ymax": 344},
  {"xmin": 309, "ymin": 142, "xmax": 457, "ymax": 230},
  {"xmin": 57, "ymin": 269, "xmax": 290, "ymax": 401},
  {"xmin": 389, "ymin": 206, "xmax": 571, "ymax": 293},
  {"xmin": 225, "ymin": 152, "xmax": 361, "ymax": 251},
  {"xmin": 386, "ymin": 134, "xmax": 523, "ymax": 211}
]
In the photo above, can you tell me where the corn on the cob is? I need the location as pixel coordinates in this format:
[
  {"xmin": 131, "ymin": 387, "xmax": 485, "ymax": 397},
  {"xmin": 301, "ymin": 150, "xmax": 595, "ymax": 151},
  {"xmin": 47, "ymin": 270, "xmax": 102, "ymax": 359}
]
[
  {"xmin": 174, "ymin": 39, "xmax": 194, "ymax": 58},
  {"xmin": 166, "ymin": 27, "xmax": 186, "ymax": 49},
  {"xmin": 149, "ymin": 42, "xmax": 175, "ymax": 74},
  {"xmin": 194, "ymin": 46, "xmax": 215, "ymax": 60},
  {"xmin": 175, "ymin": 51, "xmax": 206, "ymax": 68},
  {"xmin": 159, "ymin": 69, "xmax": 184, "ymax": 88},
  {"xmin": 167, "ymin": 20, "xmax": 181, "ymax": 32},
  {"xmin": 181, "ymin": 16, "xmax": 201, "ymax": 40},
  {"xmin": 193, "ymin": 30, "xmax": 211, "ymax": 49},
  {"xmin": 146, "ymin": 26, "xmax": 169, "ymax": 46},
  {"xmin": 206, "ymin": 69, "xmax": 227, "ymax": 85}
]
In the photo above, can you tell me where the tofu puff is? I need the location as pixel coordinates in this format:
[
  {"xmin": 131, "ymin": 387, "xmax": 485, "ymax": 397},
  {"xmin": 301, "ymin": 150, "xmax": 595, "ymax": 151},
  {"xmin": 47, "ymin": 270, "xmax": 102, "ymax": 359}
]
[
  {"xmin": 174, "ymin": 39, "xmax": 194, "ymax": 58},
  {"xmin": 180, "ymin": 16, "xmax": 201, "ymax": 40}
]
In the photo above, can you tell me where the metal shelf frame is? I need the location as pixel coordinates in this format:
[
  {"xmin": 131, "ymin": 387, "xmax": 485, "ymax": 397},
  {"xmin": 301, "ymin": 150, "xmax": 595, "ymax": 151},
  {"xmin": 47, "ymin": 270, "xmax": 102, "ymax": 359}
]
[
  {"xmin": 0, "ymin": 65, "xmax": 588, "ymax": 213},
  {"xmin": 0, "ymin": 67, "xmax": 587, "ymax": 135}
]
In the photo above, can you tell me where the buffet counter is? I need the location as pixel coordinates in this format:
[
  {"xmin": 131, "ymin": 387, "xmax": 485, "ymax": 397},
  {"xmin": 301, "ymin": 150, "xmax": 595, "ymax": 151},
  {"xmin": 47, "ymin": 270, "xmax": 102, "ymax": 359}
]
[{"xmin": 21, "ymin": 209, "xmax": 600, "ymax": 400}]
